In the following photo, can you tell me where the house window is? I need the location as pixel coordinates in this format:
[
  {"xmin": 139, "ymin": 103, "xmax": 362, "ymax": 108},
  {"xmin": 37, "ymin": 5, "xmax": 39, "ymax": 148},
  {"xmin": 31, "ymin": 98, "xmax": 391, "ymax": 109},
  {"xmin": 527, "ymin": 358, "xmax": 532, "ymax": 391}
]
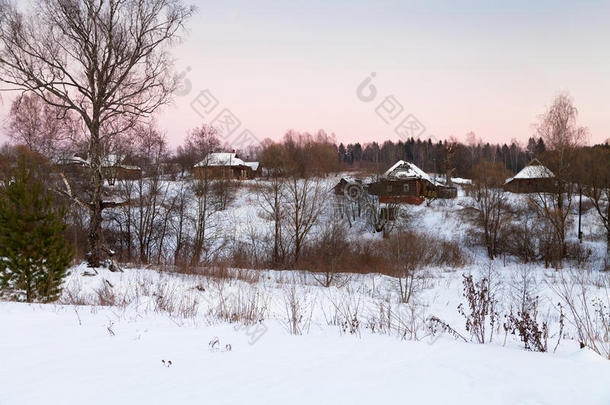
[{"xmin": 403, "ymin": 184, "xmax": 409, "ymax": 192}]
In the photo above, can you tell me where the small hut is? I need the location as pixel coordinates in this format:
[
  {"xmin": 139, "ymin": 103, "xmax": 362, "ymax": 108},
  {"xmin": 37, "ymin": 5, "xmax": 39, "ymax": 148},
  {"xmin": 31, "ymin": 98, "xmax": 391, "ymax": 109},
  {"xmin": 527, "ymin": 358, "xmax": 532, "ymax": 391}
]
[{"xmin": 504, "ymin": 159, "xmax": 555, "ymax": 193}]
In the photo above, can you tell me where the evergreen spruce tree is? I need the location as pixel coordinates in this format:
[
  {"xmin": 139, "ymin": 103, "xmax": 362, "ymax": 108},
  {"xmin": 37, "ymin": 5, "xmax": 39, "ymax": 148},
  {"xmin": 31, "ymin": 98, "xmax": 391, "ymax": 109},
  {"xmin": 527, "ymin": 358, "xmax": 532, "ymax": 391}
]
[{"xmin": 0, "ymin": 155, "xmax": 73, "ymax": 302}]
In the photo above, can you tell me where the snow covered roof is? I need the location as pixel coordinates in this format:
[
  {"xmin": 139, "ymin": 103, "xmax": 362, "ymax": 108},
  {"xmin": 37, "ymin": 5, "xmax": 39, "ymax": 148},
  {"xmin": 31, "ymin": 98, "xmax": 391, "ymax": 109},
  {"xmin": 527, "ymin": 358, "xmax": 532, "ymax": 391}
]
[
  {"xmin": 512, "ymin": 165, "xmax": 554, "ymax": 180},
  {"xmin": 384, "ymin": 160, "xmax": 436, "ymax": 184},
  {"xmin": 194, "ymin": 153, "xmax": 247, "ymax": 168},
  {"xmin": 505, "ymin": 160, "xmax": 554, "ymax": 184},
  {"xmin": 244, "ymin": 161, "xmax": 260, "ymax": 171}
]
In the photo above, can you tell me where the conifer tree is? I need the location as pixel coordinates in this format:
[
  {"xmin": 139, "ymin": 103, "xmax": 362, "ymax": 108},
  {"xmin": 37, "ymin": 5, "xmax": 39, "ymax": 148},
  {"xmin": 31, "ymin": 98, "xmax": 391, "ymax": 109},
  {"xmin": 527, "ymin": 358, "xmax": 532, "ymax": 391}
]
[{"xmin": 0, "ymin": 155, "xmax": 73, "ymax": 302}]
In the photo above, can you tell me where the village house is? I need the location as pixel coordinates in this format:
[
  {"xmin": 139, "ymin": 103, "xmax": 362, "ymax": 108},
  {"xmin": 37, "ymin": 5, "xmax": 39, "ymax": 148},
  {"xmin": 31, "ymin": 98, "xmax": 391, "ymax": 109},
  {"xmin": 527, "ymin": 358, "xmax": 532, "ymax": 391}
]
[
  {"xmin": 367, "ymin": 160, "xmax": 457, "ymax": 204},
  {"xmin": 503, "ymin": 159, "xmax": 555, "ymax": 193},
  {"xmin": 193, "ymin": 152, "xmax": 259, "ymax": 180}
]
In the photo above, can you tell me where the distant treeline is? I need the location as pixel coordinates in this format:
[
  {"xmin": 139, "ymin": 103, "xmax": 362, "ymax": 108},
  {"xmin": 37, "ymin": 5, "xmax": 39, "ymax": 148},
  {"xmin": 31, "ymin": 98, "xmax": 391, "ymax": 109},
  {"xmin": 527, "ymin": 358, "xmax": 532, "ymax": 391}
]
[
  {"xmin": 335, "ymin": 136, "xmax": 547, "ymax": 177},
  {"xmin": 255, "ymin": 131, "xmax": 549, "ymax": 178}
]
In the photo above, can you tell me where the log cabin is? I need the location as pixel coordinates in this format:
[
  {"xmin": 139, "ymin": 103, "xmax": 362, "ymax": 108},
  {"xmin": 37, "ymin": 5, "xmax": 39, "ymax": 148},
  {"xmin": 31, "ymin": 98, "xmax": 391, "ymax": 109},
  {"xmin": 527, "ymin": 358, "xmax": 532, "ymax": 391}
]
[
  {"xmin": 193, "ymin": 152, "xmax": 259, "ymax": 180},
  {"xmin": 503, "ymin": 159, "xmax": 556, "ymax": 193}
]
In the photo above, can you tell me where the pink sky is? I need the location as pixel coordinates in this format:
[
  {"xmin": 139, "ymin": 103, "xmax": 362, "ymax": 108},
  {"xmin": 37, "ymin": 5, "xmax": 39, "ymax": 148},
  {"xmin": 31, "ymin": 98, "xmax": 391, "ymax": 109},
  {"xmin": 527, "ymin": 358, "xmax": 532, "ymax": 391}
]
[{"xmin": 1, "ymin": 1, "xmax": 609, "ymax": 148}]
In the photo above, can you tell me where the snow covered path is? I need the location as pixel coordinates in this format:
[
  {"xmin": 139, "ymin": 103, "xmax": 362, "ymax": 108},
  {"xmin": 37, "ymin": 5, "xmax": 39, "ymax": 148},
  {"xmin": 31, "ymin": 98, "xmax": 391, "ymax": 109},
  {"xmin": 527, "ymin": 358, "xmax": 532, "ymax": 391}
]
[{"xmin": 1, "ymin": 302, "xmax": 608, "ymax": 405}]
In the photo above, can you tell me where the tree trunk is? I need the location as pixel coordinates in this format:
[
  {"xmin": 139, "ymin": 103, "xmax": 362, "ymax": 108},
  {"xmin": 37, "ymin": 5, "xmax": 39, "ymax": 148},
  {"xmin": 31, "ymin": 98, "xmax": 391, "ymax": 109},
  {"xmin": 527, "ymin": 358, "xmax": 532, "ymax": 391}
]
[
  {"xmin": 87, "ymin": 125, "xmax": 105, "ymax": 268},
  {"xmin": 606, "ymin": 229, "xmax": 610, "ymax": 271},
  {"xmin": 273, "ymin": 189, "xmax": 280, "ymax": 265},
  {"xmin": 606, "ymin": 203, "xmax": 610, "ymax": 271}
]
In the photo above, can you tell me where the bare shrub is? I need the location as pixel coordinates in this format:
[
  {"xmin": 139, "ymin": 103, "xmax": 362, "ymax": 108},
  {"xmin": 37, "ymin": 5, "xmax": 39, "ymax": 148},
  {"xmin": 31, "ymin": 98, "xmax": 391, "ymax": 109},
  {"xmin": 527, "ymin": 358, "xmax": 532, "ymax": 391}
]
[
  {"xmin": 61, "ymin": 273, "xmax": 200, "ymax": 319},
  {"xmin": 565, "ymin": 241, "xmax": 593, "ymax": 267},
  {"xmin": 499, "ymin": 210, "xmax": 539, "ymax": 263},
  {"xmin": 458, "ymin": 273, "xmax": 499, "ymax": 344},
  {"xmin": 282, "ymin": 282, "xmax": 313, "ymax": 335},
  {"xmin": 427, "ymin": 316, "xmax": 468, "ymax": 342},
  {"xmin": 393, "ymin": 302, "xmax": 428, "ymax": 341},
  {"xmin": 94, "ymin": 281, "xmax": 123, "ymax": 307},
  {"xmin": 504, "ymin": 297, "xmax": 550, "ymax": 352},
  {"xmin": 383, "ymin": 231, "xmax": 467, "ymax": 303},
  {"xmin": 549, "ymin": 270, "xmax": 610, "ymax": 359},
  {"xmin": 168, "ymin": 263, "xmax": 260, "ymax": 284},
  {"xmin": 364, "ymin": 299, "xmax": 427, "ymax": 340},
  {"xmin": 365, "ymin": 300, "xmax": 394, "ymax": 335},
  {"xmin": 207, "ymin": 281, "xmax": 269, "ymax": 325},
  {"xmin": 151, "ymin": 281, "xmax": 199, "ymax": 318},
  {"xmin": 325, "ymin": 289, "xmax": 362, "ymax": 336},
  {"xmin": 305, "ymin": 218, "xmax": 351, "ymax": 288}
]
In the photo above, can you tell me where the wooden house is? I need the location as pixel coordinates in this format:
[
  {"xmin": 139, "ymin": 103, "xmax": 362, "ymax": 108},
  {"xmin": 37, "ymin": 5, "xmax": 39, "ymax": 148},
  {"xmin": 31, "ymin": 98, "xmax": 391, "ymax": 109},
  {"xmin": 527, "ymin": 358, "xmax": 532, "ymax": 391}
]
[
  {"xmin": 503, "ymin": 159, "xmax": 555, "ymax": 193},
  {"xmin": 368, "ymin": 160, "xmax": 456, "ymax": 204},
  {"xmin": 334, "ymin": 177, "xmax": 365, "ymax": 197},
  {"xmin": 193, "ymin": 152, "xmax": 259, "ymax": 180}
]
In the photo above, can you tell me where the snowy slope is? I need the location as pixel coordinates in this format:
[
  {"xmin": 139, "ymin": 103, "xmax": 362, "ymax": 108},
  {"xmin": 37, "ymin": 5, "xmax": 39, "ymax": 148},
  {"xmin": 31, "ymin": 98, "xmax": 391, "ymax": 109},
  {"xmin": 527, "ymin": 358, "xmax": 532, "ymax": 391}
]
[{"xmin": 1, "ymin": 301, "xmax": 609, "ymax": 405}]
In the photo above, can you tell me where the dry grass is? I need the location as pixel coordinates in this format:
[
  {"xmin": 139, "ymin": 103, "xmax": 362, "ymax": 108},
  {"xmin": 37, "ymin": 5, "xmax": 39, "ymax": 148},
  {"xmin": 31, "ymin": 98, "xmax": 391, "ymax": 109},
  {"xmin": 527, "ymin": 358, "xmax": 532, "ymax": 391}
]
[{"xmin": 60, "ymin": 274, "xmax": 200, "ymax": 319}]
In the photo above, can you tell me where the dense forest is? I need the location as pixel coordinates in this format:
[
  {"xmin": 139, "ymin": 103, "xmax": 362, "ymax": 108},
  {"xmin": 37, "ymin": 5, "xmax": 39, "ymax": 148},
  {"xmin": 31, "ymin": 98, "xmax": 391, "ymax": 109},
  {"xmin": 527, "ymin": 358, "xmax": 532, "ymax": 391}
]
[{"xmin": 336, "ymin": 136, "xmax": 548, "ymax": 177}]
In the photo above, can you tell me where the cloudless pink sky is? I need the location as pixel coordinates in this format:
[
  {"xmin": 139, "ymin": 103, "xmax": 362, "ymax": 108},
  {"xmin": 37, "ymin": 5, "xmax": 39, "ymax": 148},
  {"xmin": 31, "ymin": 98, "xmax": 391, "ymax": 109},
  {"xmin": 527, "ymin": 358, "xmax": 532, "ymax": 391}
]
[{"xmin": 1, "ymin": 0, "xmax": 609, "ymax": 148}]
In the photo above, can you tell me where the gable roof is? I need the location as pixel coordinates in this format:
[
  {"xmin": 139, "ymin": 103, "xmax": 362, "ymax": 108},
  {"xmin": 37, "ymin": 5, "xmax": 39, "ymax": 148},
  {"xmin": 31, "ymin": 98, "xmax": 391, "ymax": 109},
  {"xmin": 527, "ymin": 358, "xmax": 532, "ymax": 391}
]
[
  {"xmin": 505, "ymin": 159, "xmax": 554, "ymax": 183},
  {"xmin": 384, "ymin": 160, "xmax": 438, "ymax": 184}
]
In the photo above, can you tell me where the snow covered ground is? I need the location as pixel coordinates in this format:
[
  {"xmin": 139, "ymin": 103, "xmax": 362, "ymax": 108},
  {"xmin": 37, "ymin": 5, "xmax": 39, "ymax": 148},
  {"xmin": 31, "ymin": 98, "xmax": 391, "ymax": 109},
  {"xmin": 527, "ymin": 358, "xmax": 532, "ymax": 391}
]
[
  {"xmin": 1, "ymin": 263, "xmax": 609, "ymax": 405},
  {"xmin": 2, "ymin": 298, "xmax": 609, "ymax": 405}
]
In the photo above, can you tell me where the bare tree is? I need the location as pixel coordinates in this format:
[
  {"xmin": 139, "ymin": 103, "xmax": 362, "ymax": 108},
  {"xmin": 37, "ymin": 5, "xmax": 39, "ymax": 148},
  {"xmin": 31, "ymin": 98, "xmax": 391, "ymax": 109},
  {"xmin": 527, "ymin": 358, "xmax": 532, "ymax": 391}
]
[
  {"xmin": 257, "ymin": 176, "xmax": 287, "ymax": 266},
  {"xmin": 257, "ymin": 139, "xmax": 289, "ymax": 265},
  {"xmin": 284, "ymin": 177, "xmax": 325, "ymax": 264},
  {"xmin": 190, "ymin": 172, "xmax": 219, "ymax": 266},
  {"xmin": 5, "ymin": 93, "xmax": 80, "ymax": 156},
  {"xmin": 131, "ymin": 126, "xmax": 170, "ymax": 263},
  {"xmin": 170, "ymin": 181, "xmax": 189, "ymax": 266},
  {"xmin": 185, "ymin": 124, "xmax": 221, "ymax": 164},
  {"xmin": 469, "ymin": 159, "xmax": 511, "ymax": 260},
  {"xmin": 0, "ymin": 0, "xmax": 194, "ymax": 266},
  {"xmin": 530, "ymin": 93, "xmax": 587, "ymax": 267}
]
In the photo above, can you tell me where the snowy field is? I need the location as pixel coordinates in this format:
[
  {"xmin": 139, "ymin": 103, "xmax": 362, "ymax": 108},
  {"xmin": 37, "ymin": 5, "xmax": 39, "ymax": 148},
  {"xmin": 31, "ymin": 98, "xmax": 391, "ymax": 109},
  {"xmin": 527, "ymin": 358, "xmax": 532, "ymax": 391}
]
[
  {"xmin": 1, "ymin": 263, "xmax": 609, "ymax": 405},
  {"xmin": 1, "ymin": 178, "xmax": 609, "ymax": 405},
  {"xmin": 2, "ymin": 301, "xmax": 608, "ymax": 405}
]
